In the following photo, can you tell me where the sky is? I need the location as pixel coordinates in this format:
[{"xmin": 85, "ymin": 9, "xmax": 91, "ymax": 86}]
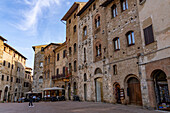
[{"xmin": 0, "ymin": 0, "xmax": 87, "ymax": 68}]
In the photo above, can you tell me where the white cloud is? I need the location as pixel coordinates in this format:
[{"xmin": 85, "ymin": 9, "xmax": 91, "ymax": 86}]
[{"xmin": 16, "ymin": 0, "xmax": 63, "ymax": 32}]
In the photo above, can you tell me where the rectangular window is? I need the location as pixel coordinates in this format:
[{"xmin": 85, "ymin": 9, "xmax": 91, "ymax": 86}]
[
  {"xmin": 12, "ymin": 64, "xmax": 14, "ymax": 69},
  {"xmin": 144, "ymin": 25, "xmax": 154, "ymax": 45},
  {"xmin": 69, "ymin": 47, "xmax": 72, "ymax": 55},
  {"xmin": 112, "ymin": 5, "xmax": 118, "ymax": 18},
  {"xmin": 1, "ymin": 75, "xmax": 4, "ymax": 81},
  {"xmin": 127, "ymin": 31, "xmax": 135, "ymax": 46},
  {"xmin": 113, "ymin": 65, "xmax": 117, "ymax": 75},
  {"xmin": 121, "ymin": 0, "xmax": 128, "ymax": 11},
  {"xmin": 74, "ymin": 25, "xmax": 76, "ymax": 32},
  {"xmin": 8, "ymin": 62, "xmax": 10, "ymax": 68},
  {"xmin": 40, "ymin": 62, "xmax": 43, "ymax": 68},
  {"xmin": 7, "ymin": 76, "xmax": 9, "ymax": 81},
  {"xmin": 113, "ymin": 38, "xmax": 120, "ymax": 51},
  {"xmin": 17, "ymin": 67, "xmax": 20, "ymax": 72},
  {"xmin": 63, "ymin": 67, "xmax": 65, "ymax": 76},
  {"xmin": 56, "ymin": 69, "xmax": 59, "ymax": 75},
  {"xmin": 63, "ymin": 50, "xmax": 66, "ymax": 58},
  {"xmin": 57, "ymin": 53, "xmax": 60, "ymax": 61},
  {"xmin": 74, "ymin": 61, "xmax": 77, "ymax": 72},
  {"xmin": 3, "ymin": 61, "xmax": 6, "ymax": 66},
  {"xmin": 11, "ymin": 77, "xmax": 13, "ymax": 82},
  {"xmin": 69, "ymin": 63, "xmax": 72, "ymax": 74}
]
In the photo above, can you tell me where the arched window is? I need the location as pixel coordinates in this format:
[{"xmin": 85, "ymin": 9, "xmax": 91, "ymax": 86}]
[
  {"xmin": 95, "ymin": 15, "xmax": 100, "ymax": 28},
  {"xmin": 94, "ymin": 68, "xmax": 102, "ymax": 74},
  {"xmin": 69, "ymin": 47, "xmax": 72, "ymax": 55},
  {"xmin": 111, "ymin": 4, "xmax": 118, "ymax": 18},
  {"xmin": 84, "ymin": 48, "xmax": 86, "ymax": 63},
  {"xmin": 48, "ymin": 56, "xmax": 50, "ymax": 64},
  {"xmin": 74, "ymin": 25, "xmax": 76, "ymax": 32},
  {"xmin": 126, "ymin": 31, "xmax": 135, "ymax": 46},
  {"xmin": 96, "ymin": 43, "xmax": 102, "ymax": 57},
  {"xmin": 45, "ymin": 57, "xmax": 47, "ymax": 65},
  {"xmin": 113, "ymin": 65, "xmax": 117, "ymax": 75},
  {"xmin": 113, "ymin": 37, "xmax": 120, "ymax": 51},
  {"xmin": 84, "ymin": 73, "xmax": 87, "ymax": 81},
  {"xmin": 74, "ymin": 60, "xmax": 77, "ymax": 72},
  {"xmin": 121, "ymin": 0, "xmax": 128, "ymax": 11},
  {"xmin": 39, "ymin": 76, "xmax": 43, "ymax": 83},
  {"xmin": 83, "ymin": 26, "xmax": 87, "ymax": 37},
  {"xmin": 74, "ymin": 43, "xmax": 77, "ymax": 53}
]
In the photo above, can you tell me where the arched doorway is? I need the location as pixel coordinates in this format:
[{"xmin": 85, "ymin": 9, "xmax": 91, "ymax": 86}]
[
  {"xmin": 152, "ymin": 70, "xmax": 170, "ymax": 108},
  {"xmin": 4, "ymin": 87, "xmax": 8, "ymax": 101},
  {"xmin": 14, "ymin": 89, "xmax": 17, "ymax": 102},
  {"xmin": 95, "ymin": 78, "xmax": 103, "ymax": 102},
  {"xmin": 113, "ymin": 83, "xmax": 121, "ymax": 103},
  {"xmin": 68, "ymin": 83, "xmax": 71, "ymax": 100},
  {"xmin": 84, "ymin": 84, "xmax": 87, "ymax": 101},
  {"xmin": 127, "ymin": 77, "xmax": 142, "ymax": 106}
]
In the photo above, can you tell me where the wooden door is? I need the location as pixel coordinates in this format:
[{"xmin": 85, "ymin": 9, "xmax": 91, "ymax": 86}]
[
  {"xmin": 84, "ymin": 84, "xmax": 87, "ymax": 101},
  {"xmin": 128, "ymin": 78, "xmax": 142, "ymax": 106}
]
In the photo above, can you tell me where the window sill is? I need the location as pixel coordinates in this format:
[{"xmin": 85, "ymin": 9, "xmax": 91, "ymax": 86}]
[
  {"xmin": 128, "ymin": 43, "xmax": 135, "ymax": 47},
  {"xmin": 114, "ymin": 49, "xmax": 120, "ymax": 52}
]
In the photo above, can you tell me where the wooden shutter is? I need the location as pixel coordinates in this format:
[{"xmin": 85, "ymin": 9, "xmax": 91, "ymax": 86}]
[{"xmin": 143, "ymin": 25, "xmax": 154, "ymax": 45}]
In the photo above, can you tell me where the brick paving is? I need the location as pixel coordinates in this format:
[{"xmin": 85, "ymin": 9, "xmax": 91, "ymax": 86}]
[{"xmin": 0, "ymin": 101, "xmax": 168, "ymax": 113}]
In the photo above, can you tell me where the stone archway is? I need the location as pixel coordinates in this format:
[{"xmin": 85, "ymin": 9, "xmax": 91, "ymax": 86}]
[
  {"xmin": 3, "ymin": 86, "xmax": 8, "ymax": 101},
  {"xmin": 127, "ymin": 77, "xmax": 143, "ymax": 106},
  {"xmin": 113, "ymin": 82, "xmax": 121, "ymax": 104},
  {"xmin": 95, "ymin": 77, "xmax": 103, "ymax": 102},
  {"xmin": 151, "ymin": 69, "xmax": 170, "ymax": 109},
  {"xmin": 125, "ymin": 75, "xmax": 142, "ymax": 106}
]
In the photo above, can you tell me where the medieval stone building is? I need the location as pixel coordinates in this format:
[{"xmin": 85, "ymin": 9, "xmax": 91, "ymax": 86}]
[
  {"xmin": 32, "ymin": 44, "xmax": 47, "ymax": 93},
  {"xmin": 61, "ymin": 2, "xmax": 86, "ymax": 100},
  {"xmin": 0, "ymin": 36, "xmax": 28, "ymax": 102}
]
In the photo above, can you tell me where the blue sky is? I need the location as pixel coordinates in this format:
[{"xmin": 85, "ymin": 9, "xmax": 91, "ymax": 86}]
[{"xmin": 0, "ymin": 0, "xmax": 87, "ymax": 68}]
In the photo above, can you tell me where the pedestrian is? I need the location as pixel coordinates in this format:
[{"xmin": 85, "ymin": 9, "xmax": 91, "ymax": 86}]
[{"xmin": 29, "ymin": 95, "xmax": 34, "ymax": 107}]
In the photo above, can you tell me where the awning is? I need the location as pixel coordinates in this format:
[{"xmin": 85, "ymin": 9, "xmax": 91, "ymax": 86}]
[
  {"xmin": 43, "ymin": 87, "xmax": 64, "ymax": 91},
  {"xmin": 25, "ymin": 91, "xmax": 42, "ymax": 94}
]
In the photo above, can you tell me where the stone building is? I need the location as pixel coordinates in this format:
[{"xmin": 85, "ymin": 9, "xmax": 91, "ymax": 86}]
[
  {"xmin": 0, "ymin": 36, "xmax": 27, "ymax": 102},
  {"xmin": 137, "ymin": 0, "xmax": 170, "ymax": 109},
  {"xmin": 52, "ymin": 42, "xmax": 67, "ymax": 96},
  {"xmin": 77, "ymin": 0, "xmax": 110, "ymax": 102},
  {"xmin": 32, "ymin": 45, "xmax": 47, "ymax": 93},
  {"xmin": 23, "ymin": 67, "xmax": 33, "ymax": 94},
  {"xmin": 100, "ymin": 0, "xmax": 144, "ymax": 105},
  {"xmin": 61, "ymin": 2, "xmax": 86, "ymax": 100},
  {"xmin": 43, "ymin": 43, "xmax": 61, "ymax": 89}
]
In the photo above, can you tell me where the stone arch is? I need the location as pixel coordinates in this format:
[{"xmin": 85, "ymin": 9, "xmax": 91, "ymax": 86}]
[
  {"xmin": 94, "ymin": 68, "xmax": 102, "ymax": 75},
  {"xmin": 113, "ymin": 82, "xmax": 121, "ymax": 103},
  {"xmin": 124, "ymin": 74, "xmax": 142, "ymax": 106},
  {"xmin": 149, "ymin": 69, "xmax": 170, "ymax": 109}
]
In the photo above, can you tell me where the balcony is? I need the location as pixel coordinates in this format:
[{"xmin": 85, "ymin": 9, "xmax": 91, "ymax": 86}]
[{"xmin": 52, "ymin": 74, "xmax": 66, "ymax": 80}]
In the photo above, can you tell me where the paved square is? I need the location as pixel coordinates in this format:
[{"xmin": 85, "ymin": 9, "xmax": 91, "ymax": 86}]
[{"xmin": 0, "ymin": 101, "xmax": 167, "ymax": 113}]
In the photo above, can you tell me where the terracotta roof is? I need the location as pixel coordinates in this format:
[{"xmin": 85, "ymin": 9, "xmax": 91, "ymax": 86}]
[
  {"xmin": 61, "ymin": 2, "xmax": 86, "ymax": 21},
  {"xmin": 4, "ymin": 43, "xmax": 27, "ymax": 60},
  {"xmin": 43, "ymin": 43, "xmax": 62, "ymax": 50},
  {"xmin": 0, "ymin": 36, "xmax": 7, "ymax": 41},
  {"xmin": 32, "ymin": 44, "xmax": 48, "ymax": 51},
  {"xmin": 77, "ymin": 0, "xmax": 95, "ymax": 16}
]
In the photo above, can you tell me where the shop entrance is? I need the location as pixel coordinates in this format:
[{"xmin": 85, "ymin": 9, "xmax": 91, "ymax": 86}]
[
  {"xmin": 128, "ymin": 77, "xmax": 142, "ymax": 106},
  {"xmin": 68, "ymin": 83, "xmax": 71, "ymax": 100},
  {"xmin": 114, "ymin": 83, "xmax": 121, "ymax": 103},
  {"xmin": 152, "ymin": 70, "xmax": 170, "ymax": 110},
  {"xmin": 95, "ymin": 78, "xmax": 103, "ymax": 102}
]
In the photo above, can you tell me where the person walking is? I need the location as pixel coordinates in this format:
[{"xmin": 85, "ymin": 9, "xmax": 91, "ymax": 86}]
[{"xmin": 29, "ymin": 95, "xmax": 34, "ymax": 107}]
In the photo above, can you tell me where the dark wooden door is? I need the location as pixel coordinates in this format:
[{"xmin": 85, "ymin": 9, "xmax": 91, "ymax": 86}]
[{"xmin": 128, "ymin": 78, "xmax": 142, "ymax": 106}]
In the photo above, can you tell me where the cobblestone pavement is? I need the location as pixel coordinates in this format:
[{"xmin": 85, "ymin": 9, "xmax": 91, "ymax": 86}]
[{"xmin": 0, "ymin": 101, "xmax": 168, "ymax": 113}]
